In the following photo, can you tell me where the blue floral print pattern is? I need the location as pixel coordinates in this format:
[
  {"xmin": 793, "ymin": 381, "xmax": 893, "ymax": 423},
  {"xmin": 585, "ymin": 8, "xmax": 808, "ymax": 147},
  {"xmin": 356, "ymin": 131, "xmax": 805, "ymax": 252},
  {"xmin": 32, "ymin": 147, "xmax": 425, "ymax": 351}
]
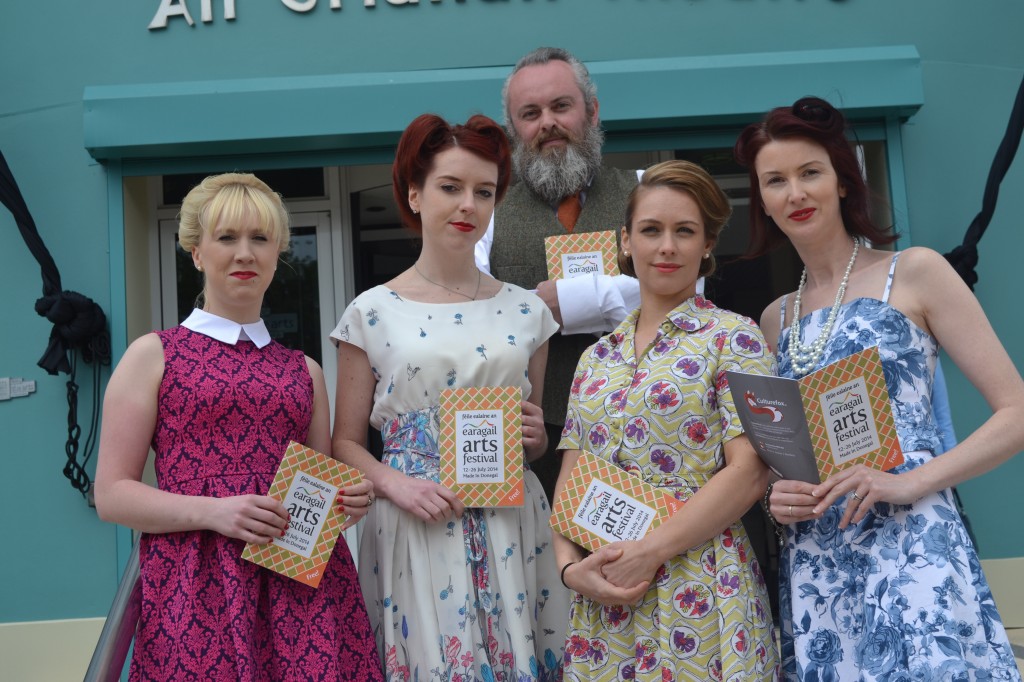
[
  {"xmin": 559, "ymin": 296, "xmax": 780, "ymax": 681},
  {"xmin": 332, "ymin": 284, "xmax": 568, "ymax": 682},
  {"xmin": 775, "ymin": 254, "xmax": 1020, "ymax": 681}
]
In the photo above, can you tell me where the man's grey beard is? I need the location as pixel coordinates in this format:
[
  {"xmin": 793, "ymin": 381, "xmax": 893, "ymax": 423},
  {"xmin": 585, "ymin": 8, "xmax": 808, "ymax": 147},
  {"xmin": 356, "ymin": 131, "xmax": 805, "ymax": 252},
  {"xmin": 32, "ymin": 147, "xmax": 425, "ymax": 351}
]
[{"xmin": 511, "ymin": 123, "xmax": 605, "ymax": 205}]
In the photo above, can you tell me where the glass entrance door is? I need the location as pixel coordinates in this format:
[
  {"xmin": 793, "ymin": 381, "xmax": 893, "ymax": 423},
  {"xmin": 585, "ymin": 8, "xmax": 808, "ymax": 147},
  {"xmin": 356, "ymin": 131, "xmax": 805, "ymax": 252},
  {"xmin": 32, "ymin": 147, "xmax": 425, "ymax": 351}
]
[
  {"xmin": 342, "ymin": 164, "xmax": 417, "ymax": 295},
  {"xmin": 158, "ymin": 211, "xmax": 337, "ymax": 370}
]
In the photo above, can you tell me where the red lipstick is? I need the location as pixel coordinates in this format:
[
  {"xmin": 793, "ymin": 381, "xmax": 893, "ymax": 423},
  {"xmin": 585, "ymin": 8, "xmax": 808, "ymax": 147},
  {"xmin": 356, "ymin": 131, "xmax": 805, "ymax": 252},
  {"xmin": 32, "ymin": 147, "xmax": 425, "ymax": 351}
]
[{"xmin": 653, "ymin": 263, "xmax": 681, "ymax": 273}]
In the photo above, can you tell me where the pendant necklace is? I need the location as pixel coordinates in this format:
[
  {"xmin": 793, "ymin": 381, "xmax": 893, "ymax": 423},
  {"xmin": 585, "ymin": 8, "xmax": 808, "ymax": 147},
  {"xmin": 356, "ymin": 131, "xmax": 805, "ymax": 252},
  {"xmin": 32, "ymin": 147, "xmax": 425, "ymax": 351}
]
[
  {"xmin": 414, "ymin": 261, "xmax": 481, "ymax": 301},
  {"xmin": 788, "ymin": 237, "xmax": 860, "ymax": 377}
]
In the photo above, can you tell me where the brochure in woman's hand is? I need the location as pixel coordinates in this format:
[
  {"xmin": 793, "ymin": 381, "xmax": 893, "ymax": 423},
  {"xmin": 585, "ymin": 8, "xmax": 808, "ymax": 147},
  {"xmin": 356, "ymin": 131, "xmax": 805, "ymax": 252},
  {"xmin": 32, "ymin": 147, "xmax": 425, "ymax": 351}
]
[
  {"xmin": 551, "ymin": 450, "xmax": 683, "ymax": 552},
  {"xmin": 439, "ymin": 385, "xmax": 525, "ymax": 507},
  {"xmin": 241, "ymin": 441, "xmax": 363, "ymax": 588},
  {"xmin": 726, "ymin": 346, "xmax": 904, "ymax": 484}
]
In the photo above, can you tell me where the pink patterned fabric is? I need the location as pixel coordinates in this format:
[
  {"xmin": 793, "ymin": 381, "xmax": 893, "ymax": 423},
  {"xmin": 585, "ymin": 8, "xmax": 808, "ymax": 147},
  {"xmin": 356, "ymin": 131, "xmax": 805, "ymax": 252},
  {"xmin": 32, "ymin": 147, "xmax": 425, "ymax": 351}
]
[{"xmin": 130, "ymin": 326, "xmax": 382, "ymax": 682}]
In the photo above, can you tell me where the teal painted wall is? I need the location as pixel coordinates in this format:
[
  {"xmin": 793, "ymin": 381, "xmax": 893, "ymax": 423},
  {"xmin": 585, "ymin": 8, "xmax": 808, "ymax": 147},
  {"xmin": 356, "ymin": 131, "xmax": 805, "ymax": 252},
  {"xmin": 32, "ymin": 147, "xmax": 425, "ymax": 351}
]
[{"xmin": 1, "ymin": 0, "xmax": 1021, "ymax": 625}]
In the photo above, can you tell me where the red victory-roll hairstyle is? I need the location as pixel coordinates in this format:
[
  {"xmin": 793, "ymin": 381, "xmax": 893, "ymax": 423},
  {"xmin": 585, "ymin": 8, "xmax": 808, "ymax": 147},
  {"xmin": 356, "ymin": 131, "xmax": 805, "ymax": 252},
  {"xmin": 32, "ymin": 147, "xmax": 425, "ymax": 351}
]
[{"xmin": 392, "ymin": 113, "xmax": 512, "ymax": 233}]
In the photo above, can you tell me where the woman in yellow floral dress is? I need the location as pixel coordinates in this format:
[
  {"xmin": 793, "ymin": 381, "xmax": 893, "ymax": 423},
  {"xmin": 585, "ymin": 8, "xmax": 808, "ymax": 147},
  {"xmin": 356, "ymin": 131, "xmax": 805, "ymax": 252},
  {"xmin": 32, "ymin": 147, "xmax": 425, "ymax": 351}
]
[{"xmin": 552, "ymin": 160, "xmax": 780, "ymax": 681}]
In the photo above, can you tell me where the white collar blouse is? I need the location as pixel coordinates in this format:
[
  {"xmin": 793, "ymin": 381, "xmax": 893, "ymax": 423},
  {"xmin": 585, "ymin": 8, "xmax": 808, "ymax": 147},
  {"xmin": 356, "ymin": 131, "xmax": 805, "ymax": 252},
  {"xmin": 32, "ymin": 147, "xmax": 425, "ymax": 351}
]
[{"xmin": 181, "ymin": 308, "xmax": 272, "ymax": 348}]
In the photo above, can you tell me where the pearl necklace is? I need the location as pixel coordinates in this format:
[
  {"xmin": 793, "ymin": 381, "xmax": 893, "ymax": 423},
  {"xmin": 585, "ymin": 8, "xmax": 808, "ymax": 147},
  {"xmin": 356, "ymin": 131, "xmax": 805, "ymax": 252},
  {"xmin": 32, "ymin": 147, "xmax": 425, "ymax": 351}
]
[
  {"xmin": 414, "ymin": 261, "xmax": 481, "ymax": 301},
  {"xmin": 788, "ymin": 237, "xmax": 860, "ymax": 376}
]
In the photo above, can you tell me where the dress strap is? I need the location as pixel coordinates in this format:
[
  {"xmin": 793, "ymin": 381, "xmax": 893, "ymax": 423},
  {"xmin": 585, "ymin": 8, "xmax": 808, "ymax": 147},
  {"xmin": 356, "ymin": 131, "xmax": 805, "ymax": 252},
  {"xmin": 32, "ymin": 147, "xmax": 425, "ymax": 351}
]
[
  {"xmin": 779, "ymin": 294, "xmax": 789, "ymax": 330},
  {"xmin": 881, "ymin": 253, "xmax": 901, "ymax": 303}
]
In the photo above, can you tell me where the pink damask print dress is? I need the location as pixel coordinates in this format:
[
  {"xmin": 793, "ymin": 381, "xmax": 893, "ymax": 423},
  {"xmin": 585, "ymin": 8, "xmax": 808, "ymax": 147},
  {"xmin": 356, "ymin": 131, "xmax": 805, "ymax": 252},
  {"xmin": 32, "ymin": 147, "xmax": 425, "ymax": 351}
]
[
  {"xmin": 130, "ymin": 325, "xmax": 382, "ymax": 682},
  {"xmin": 558, "ymin": 295, "xmax": 780, "ymax": 682}
]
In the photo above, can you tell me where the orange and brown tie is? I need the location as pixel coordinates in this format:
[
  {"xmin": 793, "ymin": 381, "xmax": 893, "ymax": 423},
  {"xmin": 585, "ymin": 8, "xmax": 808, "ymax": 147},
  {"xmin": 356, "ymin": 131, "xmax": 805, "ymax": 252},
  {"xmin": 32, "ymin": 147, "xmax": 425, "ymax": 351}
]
[{"xmin": 556, "ymin": 192, "xmax": 582, "ymax": 232}]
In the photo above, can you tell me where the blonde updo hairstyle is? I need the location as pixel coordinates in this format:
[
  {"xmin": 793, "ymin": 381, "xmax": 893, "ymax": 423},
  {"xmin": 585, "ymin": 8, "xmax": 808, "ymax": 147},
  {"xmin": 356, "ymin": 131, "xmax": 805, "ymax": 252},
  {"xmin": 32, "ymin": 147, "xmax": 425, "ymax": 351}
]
[
  {"xmin": 178, "ymin": 172, "xmax": 290, "ymax": 254},
  {"xmin": 618, "ymin": 160, "xmax": 731, "ymax": 279}
]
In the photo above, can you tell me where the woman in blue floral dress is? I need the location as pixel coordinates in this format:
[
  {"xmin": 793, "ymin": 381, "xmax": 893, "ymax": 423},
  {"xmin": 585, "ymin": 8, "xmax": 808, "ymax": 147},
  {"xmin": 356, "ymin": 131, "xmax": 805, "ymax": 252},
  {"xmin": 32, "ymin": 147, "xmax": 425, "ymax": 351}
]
[
  {"xmin": 735, "ymin": 97, "xmax": 1024, "ymax": 680},
  {"xmin": 331, "ymin": 114, "xmax": 568, "ymax": 681},
  {"xmin": 554, "ymin": 161, "xmax": 780, "ymax": 681}
]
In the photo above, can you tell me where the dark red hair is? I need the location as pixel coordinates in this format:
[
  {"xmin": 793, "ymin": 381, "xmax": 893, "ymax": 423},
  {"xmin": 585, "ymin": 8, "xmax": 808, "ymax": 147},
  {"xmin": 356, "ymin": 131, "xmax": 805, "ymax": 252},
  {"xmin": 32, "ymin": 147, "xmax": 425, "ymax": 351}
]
[
  {"xmin": 392, "ymin": 113, "xmax": 512, "ymax": 232},
  {"xmin": 734, "ymin": 96, "xmax": 898, "ymax": 257}
]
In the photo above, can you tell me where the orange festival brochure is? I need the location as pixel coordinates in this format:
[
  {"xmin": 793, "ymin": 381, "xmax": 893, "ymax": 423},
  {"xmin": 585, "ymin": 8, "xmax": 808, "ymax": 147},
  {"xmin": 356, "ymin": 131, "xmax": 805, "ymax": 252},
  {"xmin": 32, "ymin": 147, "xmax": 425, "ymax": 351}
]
[
  {"xmin": 551, "ymin": 450, "xmax": 683, "ymax": 553},
  {"xmin": 439, "ymin": 386, "xmax": 524, "ymax": 507},
  {"xmin": 726, "ymin": 346, "xmax": 904, "ymax": 484},
  {"xmin": 544, "ymin": 231, "xmax": 621, "ymax": 280},
  {"xmin": 241, "ymin": 441, "xmax": 362, "ymax": 588}
]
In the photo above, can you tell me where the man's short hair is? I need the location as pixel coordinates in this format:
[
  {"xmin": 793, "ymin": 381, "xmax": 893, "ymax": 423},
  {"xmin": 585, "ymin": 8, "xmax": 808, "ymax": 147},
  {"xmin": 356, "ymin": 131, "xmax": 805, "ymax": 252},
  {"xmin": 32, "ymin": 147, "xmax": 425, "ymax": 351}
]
[{"xmin": 501, "ymin": 47, "xmax": 598, "ymax": 127}]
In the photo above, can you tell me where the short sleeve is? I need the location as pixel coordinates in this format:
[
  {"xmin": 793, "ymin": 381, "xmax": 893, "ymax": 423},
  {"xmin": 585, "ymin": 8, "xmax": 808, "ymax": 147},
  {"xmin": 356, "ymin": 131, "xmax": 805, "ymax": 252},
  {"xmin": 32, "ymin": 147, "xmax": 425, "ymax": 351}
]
[
  {"xmin": 329, "ymin": 289, "xmax": 377, "ymax": 352},
  {"xmin": 716, "ymin": 316, "xmax": 777, "ymax": 442},
  {"xmin": 504, "ymin": 286, "xmax": 559, "ymax": 355},
  {"xmin": 534, "ymin": 296, "xmax": 560, "ymax": 349},
  {"xmin": 556, "ymin": 340, "xmax": 601, "ymax": 452}
]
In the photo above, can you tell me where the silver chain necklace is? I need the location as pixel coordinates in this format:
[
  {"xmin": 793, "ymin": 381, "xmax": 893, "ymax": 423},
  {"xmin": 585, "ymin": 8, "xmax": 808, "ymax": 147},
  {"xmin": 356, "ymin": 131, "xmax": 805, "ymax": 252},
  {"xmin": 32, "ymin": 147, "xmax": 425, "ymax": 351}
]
[
  {"xmin": 788, "ymin": 237, "xmax": 860, "ymax": 377},
  {"xmin": 413, "ymin": 261, "xmax": 481, "ymax": 301}
]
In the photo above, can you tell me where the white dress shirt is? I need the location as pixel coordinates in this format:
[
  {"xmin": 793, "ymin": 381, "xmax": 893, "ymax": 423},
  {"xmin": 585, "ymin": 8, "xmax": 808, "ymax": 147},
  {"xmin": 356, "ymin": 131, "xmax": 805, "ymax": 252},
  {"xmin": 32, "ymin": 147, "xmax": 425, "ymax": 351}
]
[{"xmin": 475, "ymin": 170, "xmax": 644, "ymax": 336}]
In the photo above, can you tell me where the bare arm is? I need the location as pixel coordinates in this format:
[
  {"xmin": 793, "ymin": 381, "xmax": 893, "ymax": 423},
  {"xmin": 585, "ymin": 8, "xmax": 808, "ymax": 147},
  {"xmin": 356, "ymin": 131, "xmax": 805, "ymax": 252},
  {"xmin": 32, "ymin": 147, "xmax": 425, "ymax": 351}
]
[
  {"xmin": 810, "ymin": 248, "xmax": 1024, "ymax": 525},
  {"xmin": 304, "ymin": 356, "xmax": 332, "ymax": 455},
  {"xmin": 332, "ymin": 340, "xmax": 464, "ymax": 523},
  {"xmin": 600, "ymin": 434, "xmax": 769, "ymax": 589},
  {"xmin": 899, "ymin": 248, "xmax": 1024, "ymax": 485},
  {"xmin": 758, "ymin": 295, "xmax": 785, "ymax": 355},
  {"xmin": 94, "ymin": 334, "xmax": 287, "ymax": 543},
  {"xmin": 521, "ymin": 340, "xmax": 550, "ymax": 462},
  {"xmin": 304, "ymin": 356, "xmax": 374, "ymax": 527}
]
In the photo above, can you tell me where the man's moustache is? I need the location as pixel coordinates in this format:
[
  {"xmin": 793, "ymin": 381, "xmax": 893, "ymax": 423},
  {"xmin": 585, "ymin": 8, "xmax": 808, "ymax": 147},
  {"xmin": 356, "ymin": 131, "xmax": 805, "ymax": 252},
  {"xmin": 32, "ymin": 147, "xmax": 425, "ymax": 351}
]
[{"xmin": 534, "ymin": 132, "xmax": 570, "ymax": 150}]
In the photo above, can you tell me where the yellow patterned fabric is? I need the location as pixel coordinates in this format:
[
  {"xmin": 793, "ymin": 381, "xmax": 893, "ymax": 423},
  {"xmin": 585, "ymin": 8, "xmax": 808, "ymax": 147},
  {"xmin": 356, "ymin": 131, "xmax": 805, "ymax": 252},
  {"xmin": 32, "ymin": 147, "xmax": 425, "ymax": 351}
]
[{"xmin": 558, "ymin": 296, "xmax": 780, "ymax": 681}]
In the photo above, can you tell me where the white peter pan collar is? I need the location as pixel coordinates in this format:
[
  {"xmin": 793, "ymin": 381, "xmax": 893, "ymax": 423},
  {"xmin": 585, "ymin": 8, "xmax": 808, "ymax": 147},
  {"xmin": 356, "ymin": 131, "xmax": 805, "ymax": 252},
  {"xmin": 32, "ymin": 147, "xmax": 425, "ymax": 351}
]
[{"xmin": 182, "ymin": 309, "xmax": 272, "ymax": 349}]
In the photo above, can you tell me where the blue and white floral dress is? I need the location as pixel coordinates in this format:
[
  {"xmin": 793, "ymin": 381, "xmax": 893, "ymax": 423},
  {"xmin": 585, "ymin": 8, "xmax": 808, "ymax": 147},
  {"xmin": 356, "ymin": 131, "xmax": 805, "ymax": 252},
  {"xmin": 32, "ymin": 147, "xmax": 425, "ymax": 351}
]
[
  {"xmin": 332, "ymin": 284, "xmax": 569, "ymax": 682},
  {"xmin": 776, "ymin": 254, "xmax": 1020, "ymax": 681}
]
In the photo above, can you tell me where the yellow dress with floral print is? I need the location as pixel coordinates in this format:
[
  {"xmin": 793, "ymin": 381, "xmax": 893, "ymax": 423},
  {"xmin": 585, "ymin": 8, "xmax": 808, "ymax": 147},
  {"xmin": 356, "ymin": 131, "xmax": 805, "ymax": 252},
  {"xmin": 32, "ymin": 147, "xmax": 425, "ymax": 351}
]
[{"xmin": 558, "ymin": 295, "xmax": 780, "ymax": 682}]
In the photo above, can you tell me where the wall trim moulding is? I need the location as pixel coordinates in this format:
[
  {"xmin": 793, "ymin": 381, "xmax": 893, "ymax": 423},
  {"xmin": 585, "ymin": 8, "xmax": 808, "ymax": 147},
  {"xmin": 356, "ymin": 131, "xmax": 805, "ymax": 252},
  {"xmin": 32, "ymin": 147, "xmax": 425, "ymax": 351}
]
[{"xmin": 84, "ymin": 45, "xmax": 922, "ymax": 161}]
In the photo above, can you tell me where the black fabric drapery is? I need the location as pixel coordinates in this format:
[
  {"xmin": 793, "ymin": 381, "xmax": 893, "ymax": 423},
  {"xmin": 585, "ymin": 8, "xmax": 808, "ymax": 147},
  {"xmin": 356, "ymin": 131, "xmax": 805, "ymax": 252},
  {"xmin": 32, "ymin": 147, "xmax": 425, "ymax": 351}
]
[
  {"xmin": 940, "ymin": 72, "xmax": 1024, "ymax": 549},
  {"xmin": 943, "ymin": 73, "xmax": 1024, "ymax": 289},
  {"xmin": 0, "ymin": 150, "xmax": 110, "ymax": 496}
]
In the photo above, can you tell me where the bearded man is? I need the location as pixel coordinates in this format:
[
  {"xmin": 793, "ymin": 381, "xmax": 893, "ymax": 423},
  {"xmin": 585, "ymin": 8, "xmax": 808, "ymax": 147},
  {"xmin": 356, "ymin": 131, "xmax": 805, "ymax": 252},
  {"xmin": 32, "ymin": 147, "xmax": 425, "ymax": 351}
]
[{"xmin": 475, "ymin": 47, "xmax": 641, "ymax": 500}]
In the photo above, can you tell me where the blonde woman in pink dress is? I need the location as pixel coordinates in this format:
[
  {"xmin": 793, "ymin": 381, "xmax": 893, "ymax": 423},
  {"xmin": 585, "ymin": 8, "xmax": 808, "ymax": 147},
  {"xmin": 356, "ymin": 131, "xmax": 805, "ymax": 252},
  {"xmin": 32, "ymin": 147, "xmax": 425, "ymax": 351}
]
[{"xmin": 95, "ymin": 173, "xmax": 382, "ymax": 681}]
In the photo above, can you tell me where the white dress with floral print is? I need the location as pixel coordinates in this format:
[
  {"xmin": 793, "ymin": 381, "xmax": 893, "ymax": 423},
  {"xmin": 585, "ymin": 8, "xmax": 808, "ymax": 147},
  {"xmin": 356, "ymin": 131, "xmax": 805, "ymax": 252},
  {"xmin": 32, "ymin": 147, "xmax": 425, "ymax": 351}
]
[
  {"xmin": 332, "ymin": 284, "xmax": 569, "ymax": 682},
  {"xmin": 558, "ymin": 296, "xmax": 780, "ymax": 682}
]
